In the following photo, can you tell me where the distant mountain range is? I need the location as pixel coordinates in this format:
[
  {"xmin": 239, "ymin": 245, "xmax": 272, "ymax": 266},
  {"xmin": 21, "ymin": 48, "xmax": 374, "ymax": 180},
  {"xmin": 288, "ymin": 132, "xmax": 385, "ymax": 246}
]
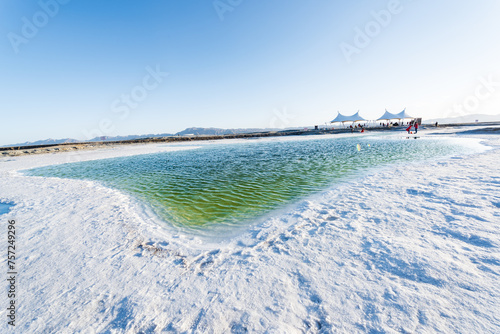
[
  {"xmin": 86, "ymin": 133, "xmax": 174, "ymax": 143},
  {"xmin": 175, "ymin": 127, "xmax": 277, "ymax": 136},
  {"xmin": 3, "ymin": 138, "xmax": 81, "ymax": 147},
  {"xmin": 3, "ymin": 134, "xmax": 172, "ymax": 147},
  {"xmin": 3, "ymin": 127, "xmax": 280, "ymax": 147},
  {"xmin": 423, "ymin": 113, "xmax": 500, "ymax": 124}
]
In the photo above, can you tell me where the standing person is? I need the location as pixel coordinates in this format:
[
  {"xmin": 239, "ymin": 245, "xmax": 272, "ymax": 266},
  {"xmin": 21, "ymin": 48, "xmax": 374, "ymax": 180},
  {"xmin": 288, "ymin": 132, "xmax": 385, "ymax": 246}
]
[{"xmin": 414, "ymin": 121, "xmax": 419, "ymax": 134}]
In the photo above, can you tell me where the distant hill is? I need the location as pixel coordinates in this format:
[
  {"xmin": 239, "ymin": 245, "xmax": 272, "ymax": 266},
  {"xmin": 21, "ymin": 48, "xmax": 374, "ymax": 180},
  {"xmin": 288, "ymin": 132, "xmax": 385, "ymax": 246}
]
[
  {"xmin": 3, "ymin": 127, "xmax": 285, "ymax": 148},
  {"xmin": 423, "ymin": 113, "xmax": 500, "ymax": 124},
  {"xmin": 2, "ymin": 138, "xmax": 80, "ymax": 147},
  {"xmin": 87, "ymin": 133, "xmax": 174, "ymax": 142},
  {"xmin": 175, "ymin": 127, "xmax": 277, "ymax": 136},
  {"xmin": 3, "ymin": 133, "xmax": 173, "ymax": 148}
]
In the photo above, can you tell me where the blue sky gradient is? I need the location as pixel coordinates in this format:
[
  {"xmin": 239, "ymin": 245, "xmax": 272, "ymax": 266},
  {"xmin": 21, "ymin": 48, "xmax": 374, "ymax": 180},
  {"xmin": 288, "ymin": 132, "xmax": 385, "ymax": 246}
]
[{"xmin": 1, "ymin": 0, "xmax": 499, "ymax": 145}]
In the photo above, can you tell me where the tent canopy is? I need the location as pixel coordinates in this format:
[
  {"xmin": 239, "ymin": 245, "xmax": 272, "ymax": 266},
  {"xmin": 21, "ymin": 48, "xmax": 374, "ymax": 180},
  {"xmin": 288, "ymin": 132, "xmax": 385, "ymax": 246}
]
[
  {"xmin": 331, "ymin": 111, "xmax": 366, "ymax": 123},
  {"xmin": 352, "ymin": 111, "xmax": 366, "ymax": 121},
  {"xmin": 394, "ymin": 108, "xmax": 414, "ymax": 119},
  {"xmin": 377, "ymin": 110, "xmax": 398, "ymax": 121}
]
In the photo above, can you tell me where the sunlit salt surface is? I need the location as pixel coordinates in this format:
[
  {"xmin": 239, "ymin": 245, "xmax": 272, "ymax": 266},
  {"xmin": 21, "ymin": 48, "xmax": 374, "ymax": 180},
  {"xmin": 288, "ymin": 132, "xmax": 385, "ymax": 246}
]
[{"xmin": 26, "ymin": 136, "xmax": 471, "ymax": 230}]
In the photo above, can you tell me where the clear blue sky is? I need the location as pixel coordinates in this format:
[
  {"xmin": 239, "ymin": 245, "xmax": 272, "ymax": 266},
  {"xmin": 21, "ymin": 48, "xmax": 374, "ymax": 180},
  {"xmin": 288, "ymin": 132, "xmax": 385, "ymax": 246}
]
[{"xmin": 1, "ymin": 0, "xmax": 499, "ymax": 145}]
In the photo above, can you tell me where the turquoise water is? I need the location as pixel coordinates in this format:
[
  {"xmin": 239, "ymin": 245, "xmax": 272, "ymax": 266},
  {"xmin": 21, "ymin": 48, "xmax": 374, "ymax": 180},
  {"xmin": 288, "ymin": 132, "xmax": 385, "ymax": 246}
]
[{"xmin": 27, "ymin": 136, "xmax": 465, "ymax": 230}]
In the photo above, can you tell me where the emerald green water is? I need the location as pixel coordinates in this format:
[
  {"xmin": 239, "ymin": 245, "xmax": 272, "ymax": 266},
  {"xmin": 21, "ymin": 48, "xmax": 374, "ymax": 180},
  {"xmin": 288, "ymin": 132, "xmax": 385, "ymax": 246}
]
[{"xmin": 26, "ymin": 136, "xmax": 464, "ymax": 229}]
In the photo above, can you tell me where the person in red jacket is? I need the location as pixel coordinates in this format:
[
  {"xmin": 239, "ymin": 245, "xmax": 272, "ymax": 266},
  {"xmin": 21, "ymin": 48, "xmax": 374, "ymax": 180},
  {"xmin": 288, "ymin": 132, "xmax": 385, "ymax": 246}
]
[{"xmin": 414, "ymin": 121, "xmax": 419, "ymax": 134}]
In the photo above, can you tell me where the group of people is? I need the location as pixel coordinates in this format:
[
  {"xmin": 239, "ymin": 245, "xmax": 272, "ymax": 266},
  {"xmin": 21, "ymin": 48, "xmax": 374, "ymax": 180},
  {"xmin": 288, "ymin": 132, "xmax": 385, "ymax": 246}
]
[
  {"xmin": 342, "ymin": 121, "xmax": 421, "ymax": 134},
  {"xmin": 379, "ymin": 122, "xmax": 404, "ymax": 127},
  {"xmin": 406, "ymin": 121, "xmax": 419, "ymax": 134},
  {"xmin": 349, "ymin": 124, "xmax": 365, "ymax": 133}
]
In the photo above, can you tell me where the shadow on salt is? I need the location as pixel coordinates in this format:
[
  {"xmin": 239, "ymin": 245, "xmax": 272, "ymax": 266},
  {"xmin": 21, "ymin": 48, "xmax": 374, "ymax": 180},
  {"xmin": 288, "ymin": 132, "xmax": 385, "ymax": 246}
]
[{"xmin": 0, "ymin": 202, "xmax": 15, "ymax": 215}]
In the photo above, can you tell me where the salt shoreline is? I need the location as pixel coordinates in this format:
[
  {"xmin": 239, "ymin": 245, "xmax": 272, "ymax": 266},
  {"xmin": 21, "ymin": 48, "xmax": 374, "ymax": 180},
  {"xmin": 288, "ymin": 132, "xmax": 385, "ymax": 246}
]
[{"xmin": 2, "ymin": 122, "xmax": 498, "ymax": 158}]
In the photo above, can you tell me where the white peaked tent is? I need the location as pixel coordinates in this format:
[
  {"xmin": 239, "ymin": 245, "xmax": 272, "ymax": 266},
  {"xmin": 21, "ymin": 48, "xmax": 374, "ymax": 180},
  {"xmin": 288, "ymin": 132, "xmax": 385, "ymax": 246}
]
[
  {"xmin": 330, "ymin": 112, "xmax": 353, "ymax": 123},
  {"xmin": 330, "ymin": 111, "xmax": 366, "ymax": 124},
  {"xmin": 351, "ymin": 111, "xmax": 366, "ymax": 122},
  {"xmin": 395, "ymin": 108, "xmax": 413, "ymax": 119},
  {"xmin": 377, "ymin": 110, "xmax": 398, "ymax": 121}
]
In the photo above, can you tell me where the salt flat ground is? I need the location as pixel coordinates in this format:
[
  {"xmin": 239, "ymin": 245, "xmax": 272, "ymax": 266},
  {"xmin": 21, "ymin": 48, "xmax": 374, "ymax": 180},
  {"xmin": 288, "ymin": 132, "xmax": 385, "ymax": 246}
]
[{"xmin": 0, "ymin": 130, "xmax": 499, "ymax": 333}]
